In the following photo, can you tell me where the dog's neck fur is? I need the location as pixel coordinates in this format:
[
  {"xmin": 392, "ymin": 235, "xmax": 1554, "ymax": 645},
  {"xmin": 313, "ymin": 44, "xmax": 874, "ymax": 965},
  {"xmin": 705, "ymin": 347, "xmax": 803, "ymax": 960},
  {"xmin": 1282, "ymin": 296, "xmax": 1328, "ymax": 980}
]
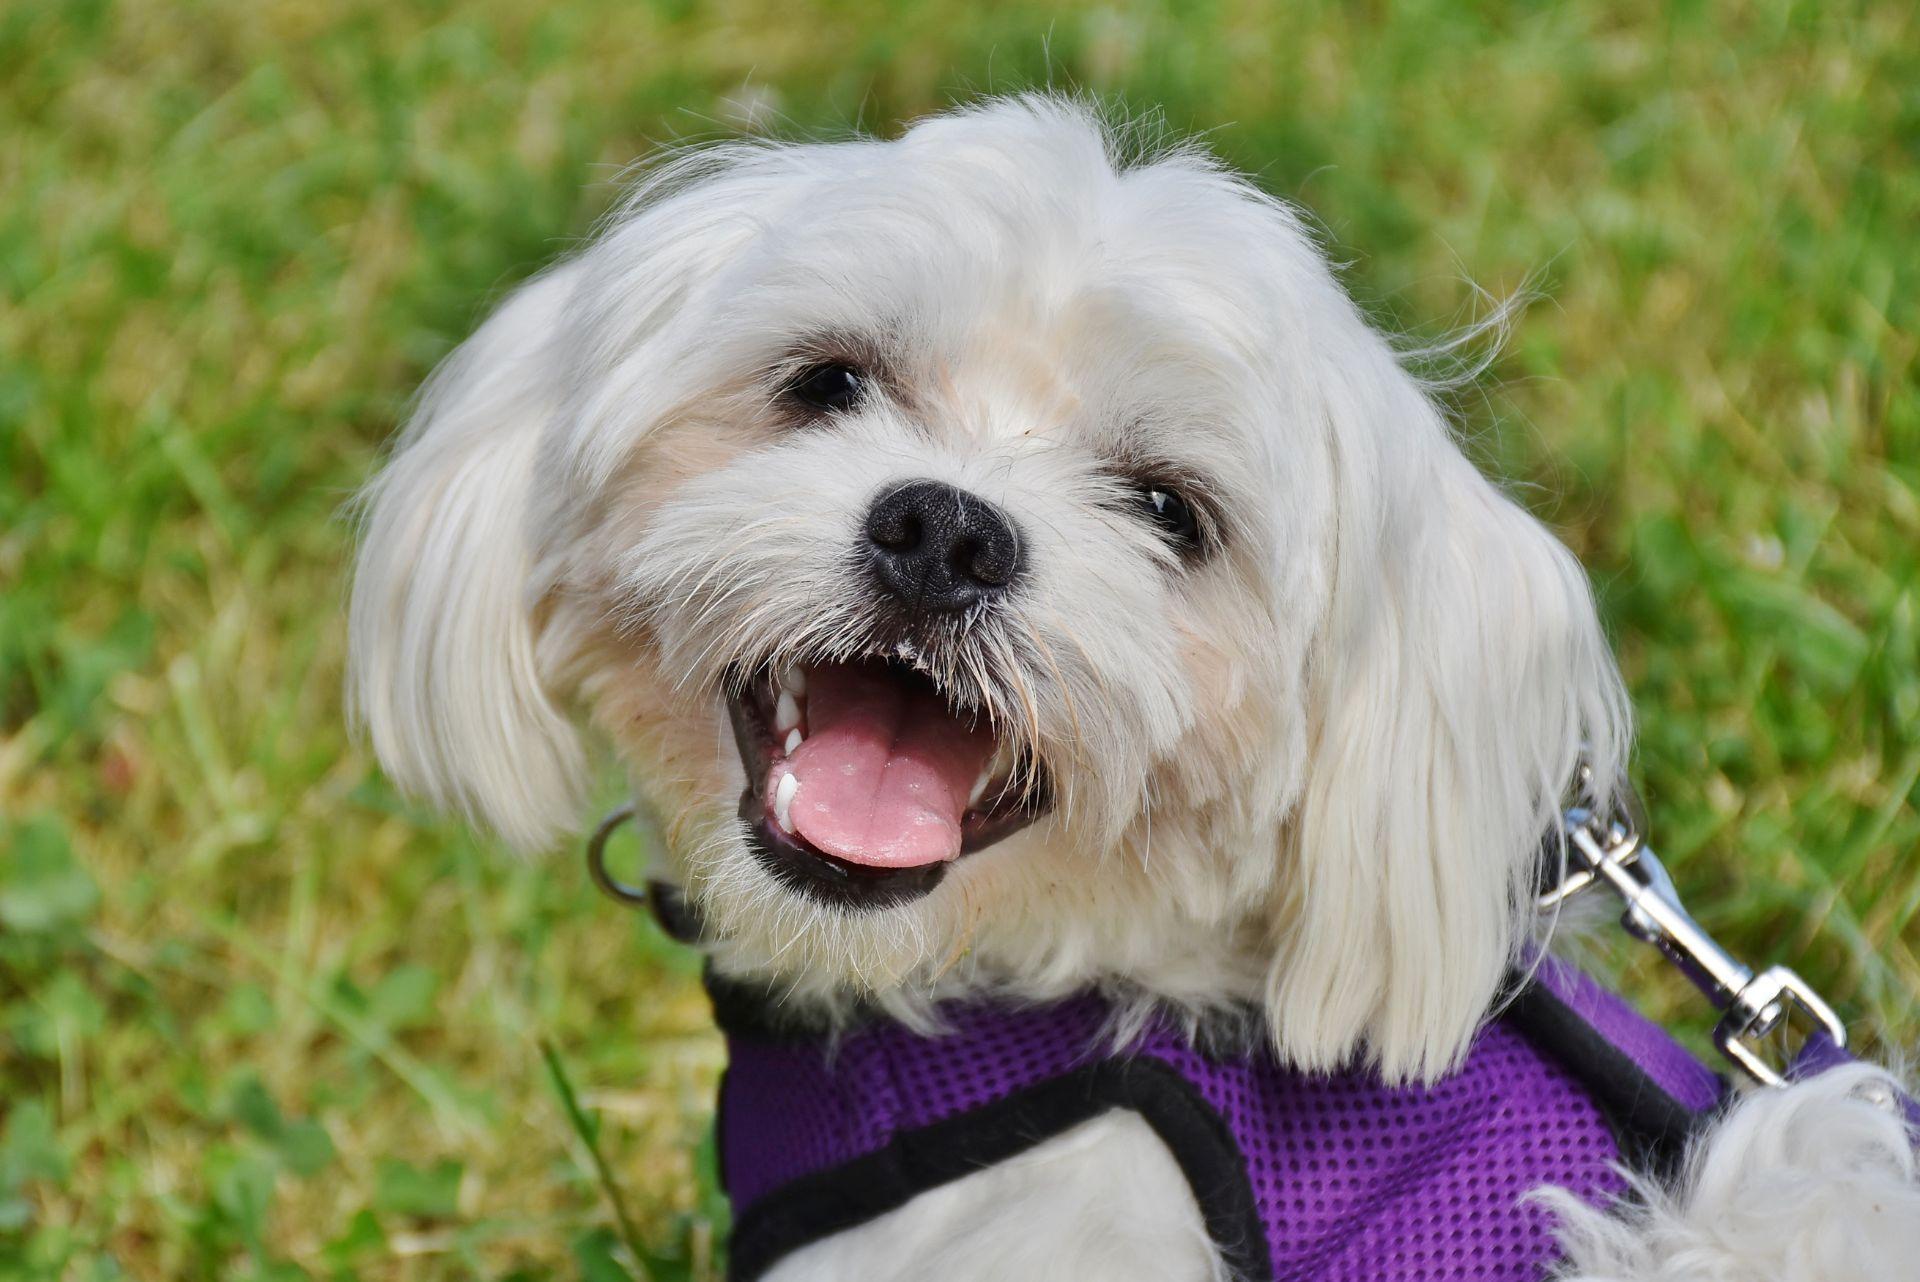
[{"xmin": 681, "ymin": 798, "xmax": 1286, "ymax": 1038}]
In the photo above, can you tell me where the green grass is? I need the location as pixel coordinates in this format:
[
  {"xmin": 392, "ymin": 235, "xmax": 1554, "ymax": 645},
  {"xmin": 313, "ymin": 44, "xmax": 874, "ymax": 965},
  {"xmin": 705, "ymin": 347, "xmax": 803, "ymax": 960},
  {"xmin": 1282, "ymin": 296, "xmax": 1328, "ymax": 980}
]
[{"xmin": 3, "ymin": 0, "xmax": 1917, "ymax": 1276}]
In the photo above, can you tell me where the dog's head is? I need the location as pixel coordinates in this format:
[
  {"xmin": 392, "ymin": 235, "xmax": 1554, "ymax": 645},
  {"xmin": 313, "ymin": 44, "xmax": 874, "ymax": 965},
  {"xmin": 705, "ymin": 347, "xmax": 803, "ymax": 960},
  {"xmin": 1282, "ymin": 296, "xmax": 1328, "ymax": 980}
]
[{"xmin": 349, "ymin": 98, "xmax": 1627, "ymax": 1081}]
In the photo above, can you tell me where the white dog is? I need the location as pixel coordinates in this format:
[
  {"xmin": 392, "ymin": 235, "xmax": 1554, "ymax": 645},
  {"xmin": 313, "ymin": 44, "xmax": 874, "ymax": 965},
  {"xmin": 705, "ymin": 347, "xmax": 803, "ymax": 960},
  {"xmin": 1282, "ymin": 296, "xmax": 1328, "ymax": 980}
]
[{"xmin": 348, "ymin": 97, "xmax": 1918, "ymax": 1280}]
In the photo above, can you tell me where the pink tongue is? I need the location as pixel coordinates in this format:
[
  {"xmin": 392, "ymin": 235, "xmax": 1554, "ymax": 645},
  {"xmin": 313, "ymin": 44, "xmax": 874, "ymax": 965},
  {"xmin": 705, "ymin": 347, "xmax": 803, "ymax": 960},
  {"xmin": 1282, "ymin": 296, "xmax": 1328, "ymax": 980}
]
[{"xmin": 773, "ymin": 665, "xmax": 997, "ymax": 868}]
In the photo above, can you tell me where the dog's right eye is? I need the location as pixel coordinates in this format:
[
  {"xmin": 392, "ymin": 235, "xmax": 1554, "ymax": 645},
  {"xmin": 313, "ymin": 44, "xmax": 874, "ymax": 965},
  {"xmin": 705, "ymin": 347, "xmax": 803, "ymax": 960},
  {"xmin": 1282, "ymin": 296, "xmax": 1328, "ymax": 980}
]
[
  {"xmin": 1135, "ymin": 483, "xmax": 1203, "ymax": 553},
  {"xmin": 783, "ymin": 363, "xmax": 867, "ymax": 415}
]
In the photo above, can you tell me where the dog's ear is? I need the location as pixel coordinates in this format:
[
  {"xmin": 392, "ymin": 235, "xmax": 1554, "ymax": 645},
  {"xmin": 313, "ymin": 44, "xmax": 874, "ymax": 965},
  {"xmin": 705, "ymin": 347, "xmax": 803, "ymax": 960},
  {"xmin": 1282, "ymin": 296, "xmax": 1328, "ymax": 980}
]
[
  {"xmin": 347, "ymin": 148, "xmax": 778, "ymax": 851},
  {"xmin": 347, "ymin": 266, "xmax": 588, "ymax": 851},
  {"xmin": 1266, "ymin": 355, "xmax": 1629, "ymax": 1083}
]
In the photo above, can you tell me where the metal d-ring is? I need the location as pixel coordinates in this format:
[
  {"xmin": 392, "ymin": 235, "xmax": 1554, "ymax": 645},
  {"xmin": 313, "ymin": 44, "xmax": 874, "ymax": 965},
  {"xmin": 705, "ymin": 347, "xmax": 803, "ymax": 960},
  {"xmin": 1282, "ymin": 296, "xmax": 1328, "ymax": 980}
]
[{"xmin": 585, "ymin": 804, "xmax": 650, "ymax": 907}]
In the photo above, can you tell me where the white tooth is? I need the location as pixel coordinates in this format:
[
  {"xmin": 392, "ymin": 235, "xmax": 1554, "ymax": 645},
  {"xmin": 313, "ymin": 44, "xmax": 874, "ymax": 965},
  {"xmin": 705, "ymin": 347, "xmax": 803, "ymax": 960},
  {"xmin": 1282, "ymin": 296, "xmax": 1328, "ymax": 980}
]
[
  {"xmin": 987, "ymin": 741, "xmax": 1015, "ymax": 782},
  {"xmin": 774, "ymin": 771, "xmax": 799, "ymax": 833},
  {"xmin": 972, "ymin": 742, "xmax": 1021, "ymax": 811},
  {"xmin": 780, "ymin": 665, "xmax": 807, "ymax": 695},
  {"xmin": 775, "ymin": 690, "xmax": 801, "ymax": 734},
  {"xmin": 784, "ymin": 728, "xmax": 803, "ymax": 754}
]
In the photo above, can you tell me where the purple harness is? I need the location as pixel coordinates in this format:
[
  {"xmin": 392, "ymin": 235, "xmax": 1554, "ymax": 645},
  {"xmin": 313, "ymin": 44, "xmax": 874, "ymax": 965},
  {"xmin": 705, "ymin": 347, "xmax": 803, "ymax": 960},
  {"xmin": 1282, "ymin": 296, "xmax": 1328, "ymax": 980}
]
[
  {"xmin": 714, "ymin": 960, "xmax": 1730, "ymax": 1282},
  {"xmin": 590, "ymin": 800, "xmax": 1899, "ymax": 1282}
]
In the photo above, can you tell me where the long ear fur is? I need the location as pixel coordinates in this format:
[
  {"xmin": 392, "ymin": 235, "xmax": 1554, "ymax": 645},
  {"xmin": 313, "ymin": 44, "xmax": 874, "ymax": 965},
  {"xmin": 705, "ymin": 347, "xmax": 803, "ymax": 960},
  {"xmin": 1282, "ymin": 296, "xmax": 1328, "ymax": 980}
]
[
  {"xmin": 347, "ymin": 266, "xmax": 587, "ymax": 851},
  {"xmin": 346, "ymin": 144, "xmax": 788, "ymax": 850},
  {"xmin": 1269, "ymin": 345, "xmax": 1630, "ymax": 1083}
]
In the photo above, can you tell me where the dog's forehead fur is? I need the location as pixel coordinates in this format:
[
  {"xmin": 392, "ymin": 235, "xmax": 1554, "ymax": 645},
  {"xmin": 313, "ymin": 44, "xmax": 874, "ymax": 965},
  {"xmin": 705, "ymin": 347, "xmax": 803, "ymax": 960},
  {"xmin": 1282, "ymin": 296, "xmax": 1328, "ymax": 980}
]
[
  {"xmin": 554, "ymin": 106, "xmax": 1327, "ymax": 502},
  {"xmin": 350, "ymin": 96, "xmax": 1627, "ymax": 1082}
]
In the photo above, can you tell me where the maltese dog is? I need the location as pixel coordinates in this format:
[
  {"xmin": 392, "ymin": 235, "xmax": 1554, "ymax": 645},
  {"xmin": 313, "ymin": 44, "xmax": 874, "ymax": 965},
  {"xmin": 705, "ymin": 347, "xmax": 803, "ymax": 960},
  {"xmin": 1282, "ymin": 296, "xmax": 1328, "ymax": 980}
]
[{"xmin": 349, "ymin": 97, "xmax": 1918, "ymax": 1281}]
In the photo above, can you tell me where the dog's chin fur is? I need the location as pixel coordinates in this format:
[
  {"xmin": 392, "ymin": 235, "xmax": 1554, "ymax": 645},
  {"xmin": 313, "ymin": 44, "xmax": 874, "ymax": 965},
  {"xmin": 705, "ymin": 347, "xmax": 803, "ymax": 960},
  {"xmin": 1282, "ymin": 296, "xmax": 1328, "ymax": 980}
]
[{"xmin": 348, "ymin": 96, "xmax": 1916, "ymax": 1277}]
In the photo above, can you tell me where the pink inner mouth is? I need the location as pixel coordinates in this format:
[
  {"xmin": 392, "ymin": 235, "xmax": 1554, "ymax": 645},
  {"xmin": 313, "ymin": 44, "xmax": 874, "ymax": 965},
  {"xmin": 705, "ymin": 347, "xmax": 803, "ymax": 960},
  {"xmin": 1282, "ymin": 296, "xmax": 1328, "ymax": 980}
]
[{"xmin": 769, "ymin": 664, "xmax": 999, "ymax": 869}]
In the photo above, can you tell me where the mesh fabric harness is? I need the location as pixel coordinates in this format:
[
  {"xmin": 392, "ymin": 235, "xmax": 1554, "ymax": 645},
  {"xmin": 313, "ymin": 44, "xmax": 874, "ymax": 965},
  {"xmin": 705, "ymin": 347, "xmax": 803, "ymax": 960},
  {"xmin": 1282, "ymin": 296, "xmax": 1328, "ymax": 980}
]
[{"xmin": 714, "ymin": 959, "xmax": 1732, "ymax": 1282}]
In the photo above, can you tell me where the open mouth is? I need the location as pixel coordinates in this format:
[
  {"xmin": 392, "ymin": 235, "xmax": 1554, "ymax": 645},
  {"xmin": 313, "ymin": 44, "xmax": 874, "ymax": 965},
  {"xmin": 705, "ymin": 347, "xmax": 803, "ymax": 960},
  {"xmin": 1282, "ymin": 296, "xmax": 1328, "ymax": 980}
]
[{"xmin": 726, "ymin": 658, "xmax": 1049, "ymax": 909}]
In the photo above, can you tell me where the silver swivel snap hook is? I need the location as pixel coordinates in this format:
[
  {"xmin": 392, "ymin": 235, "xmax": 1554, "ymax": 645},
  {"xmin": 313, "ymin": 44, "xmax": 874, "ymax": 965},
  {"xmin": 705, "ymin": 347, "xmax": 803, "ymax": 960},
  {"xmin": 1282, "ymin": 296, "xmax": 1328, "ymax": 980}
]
[{"xmin": 1541, "ymin": 762, "xmax": 1847, "ymax": 1086}]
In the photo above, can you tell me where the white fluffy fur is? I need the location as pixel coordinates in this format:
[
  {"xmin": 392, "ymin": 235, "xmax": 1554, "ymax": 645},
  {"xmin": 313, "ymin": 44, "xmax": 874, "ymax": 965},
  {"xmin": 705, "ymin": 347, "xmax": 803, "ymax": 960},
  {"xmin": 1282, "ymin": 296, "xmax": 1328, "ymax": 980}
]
[
  {"xmin": 348, "ymin": 266, "xmax": 585, "ymax": 850},
  {"xmin": 766, "ymin": 1112, "xmax": 1224, "ymax": 1282},
  {"xmin": 348, "ymin": 97, "xmax": 1918, "ymax": 1280},
  {"xmin": 1547, "ymin": 1063, "xmax": 1920, "ymax": 1282}
]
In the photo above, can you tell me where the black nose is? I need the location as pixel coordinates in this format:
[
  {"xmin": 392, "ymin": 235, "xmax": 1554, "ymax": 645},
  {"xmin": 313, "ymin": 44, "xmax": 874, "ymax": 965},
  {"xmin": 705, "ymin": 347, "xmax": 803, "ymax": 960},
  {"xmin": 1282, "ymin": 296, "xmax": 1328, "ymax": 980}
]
[{"xmin": 864, "ymin": 480, "xmax": 1023, "ymax": 612}]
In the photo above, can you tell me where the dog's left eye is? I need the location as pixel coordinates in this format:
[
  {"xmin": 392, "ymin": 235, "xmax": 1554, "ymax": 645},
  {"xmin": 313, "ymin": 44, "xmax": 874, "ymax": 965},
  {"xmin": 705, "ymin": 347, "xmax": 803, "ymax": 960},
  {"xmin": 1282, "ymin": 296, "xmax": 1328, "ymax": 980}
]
[
  {"xmin": 783, "ymin": 362, "xmax": 866, "ymax": 414},
  {"xmin": 1137, "ymin": 484, "xmax": 1201, "ymax": 550}
]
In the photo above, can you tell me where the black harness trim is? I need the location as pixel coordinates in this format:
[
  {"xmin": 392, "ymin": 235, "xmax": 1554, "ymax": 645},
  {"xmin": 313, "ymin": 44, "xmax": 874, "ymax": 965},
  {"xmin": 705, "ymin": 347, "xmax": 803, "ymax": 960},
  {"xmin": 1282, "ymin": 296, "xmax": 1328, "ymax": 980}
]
[
  {"xmin": 1502, "ymin": 976, "xmax": 1725, "ymax": 1177},
  {"xmin": 717, "ymin": 970, "xmax": 1725, "ymax": 1281},
  {"xmin": 726, "ymin": 1053, "xmax": 1271, "ymax": 1282}
]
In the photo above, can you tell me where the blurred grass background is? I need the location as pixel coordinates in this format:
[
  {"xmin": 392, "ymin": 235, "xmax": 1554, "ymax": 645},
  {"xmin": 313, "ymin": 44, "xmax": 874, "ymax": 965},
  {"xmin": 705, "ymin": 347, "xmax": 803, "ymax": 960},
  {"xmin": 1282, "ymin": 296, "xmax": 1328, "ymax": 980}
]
[{"xmin": 3, "ymin": 0, "xmax": 1917, "ymax": 1277}]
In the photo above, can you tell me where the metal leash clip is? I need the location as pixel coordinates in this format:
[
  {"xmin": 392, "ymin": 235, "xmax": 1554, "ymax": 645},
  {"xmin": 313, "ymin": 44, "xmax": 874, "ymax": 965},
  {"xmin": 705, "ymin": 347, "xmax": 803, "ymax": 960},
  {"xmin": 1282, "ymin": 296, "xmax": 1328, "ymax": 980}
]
[
  {"xmin": 1539, "ymin": 768, "xmax": 1847, "ymax": 1086},
  {"xmin": 586, "ymin": 805, "xmax": 651, "ymax": 907},
  {"xmin": 584, "ymin": 804, "xmax": 708, "ymax": 945}
]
